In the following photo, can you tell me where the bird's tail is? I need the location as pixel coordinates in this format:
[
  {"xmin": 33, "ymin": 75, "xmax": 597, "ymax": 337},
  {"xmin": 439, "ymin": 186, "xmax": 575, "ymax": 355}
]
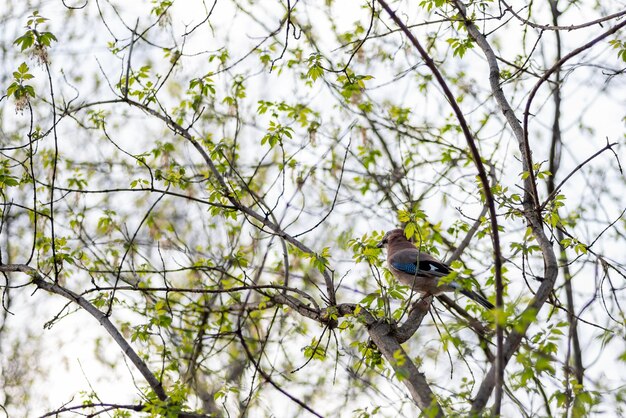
[{"xmin": 459, "ymin": 289, "xmax": 494, "ymax": 310}]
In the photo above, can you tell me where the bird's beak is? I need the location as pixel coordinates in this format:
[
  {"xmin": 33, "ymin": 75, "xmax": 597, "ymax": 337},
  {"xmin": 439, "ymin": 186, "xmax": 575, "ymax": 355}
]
[{"xmin": 376, "ymin": 241, "xmax": 384, "ymax": 248}]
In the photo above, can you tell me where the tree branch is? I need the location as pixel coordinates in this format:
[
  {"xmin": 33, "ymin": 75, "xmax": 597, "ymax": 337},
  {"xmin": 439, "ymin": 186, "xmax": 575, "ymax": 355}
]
[
  {"xmin": 377, "ymin": 1, "xmax": 505, "ymax": 413},
  {"xmin": 502, "ymin": 1, "xmax": 626, "ymax": 32},
  {"xmin": 523, "ymin": 19, "xmax": 626, "ymax": 199},
  {"xmin": 540, "ymin": 141, "xmax": 619, "ymax": 212},
  {"xmin": 450, "ymin": 1, "xmax": 561, "ymax": 413},
  {"xmin": 547, "ymin": 0, "xmax": 585, "ymax": 389},
  {"xmin": 118, "ymin": 97, "xmax": 338, "ymax": 308},
  {"xmin": 0, "ymin": 264, "xmax": 168, "ymax": 402},
  {"xmin": 394, "ymin": 296, "xmax": 432, "ymax": 343},
  {"xmin": 367, "ymin": 318, "xmax": 443, "ymax": 417},
  {"xmin": 268, "ymin": 293, "xmax": 441, "ymax": 413}
]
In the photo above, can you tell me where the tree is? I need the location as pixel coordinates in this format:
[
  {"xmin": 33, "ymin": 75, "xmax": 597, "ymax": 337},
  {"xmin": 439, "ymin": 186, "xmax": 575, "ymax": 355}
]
[{"xmin": 1, "ymin": 0, "xmax": 625, "ymax": 416}]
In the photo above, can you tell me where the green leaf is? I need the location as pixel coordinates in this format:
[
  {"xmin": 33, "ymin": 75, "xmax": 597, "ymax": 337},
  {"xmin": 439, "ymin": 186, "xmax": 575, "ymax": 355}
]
[
  {"xmin": 14, "ymin": 34, "xmax": 35, "ymax": 51},
  {"xmin": 18, "ymin": 62, "xmax": 29, "ymax": 74},
  {"xmin": 359, "ymin": 292, "xmax": 379, "ymax": 307}
]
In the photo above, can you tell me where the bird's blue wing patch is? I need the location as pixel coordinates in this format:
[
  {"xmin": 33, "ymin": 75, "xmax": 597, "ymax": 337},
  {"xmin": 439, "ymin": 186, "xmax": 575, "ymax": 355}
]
[{"xmin": 391, "ymin": 262, "xmax": 417, "ymax": 274}]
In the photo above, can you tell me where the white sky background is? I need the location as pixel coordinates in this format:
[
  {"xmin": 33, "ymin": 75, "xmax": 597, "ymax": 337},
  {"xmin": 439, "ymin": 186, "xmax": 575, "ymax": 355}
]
[{"xmin": 1, "ymin": 0, "xmax": 626, "ymax": 417}]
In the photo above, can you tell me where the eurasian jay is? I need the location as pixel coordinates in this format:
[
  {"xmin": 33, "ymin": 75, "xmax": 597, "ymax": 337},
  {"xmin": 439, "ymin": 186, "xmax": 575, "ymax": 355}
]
[{"xmin": 377, "ymin": 229, "xmax": 494, "ymax": 309}]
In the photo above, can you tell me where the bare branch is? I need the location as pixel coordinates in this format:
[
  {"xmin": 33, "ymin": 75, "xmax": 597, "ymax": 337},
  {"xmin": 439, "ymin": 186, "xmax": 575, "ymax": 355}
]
[
  {"xmin": 540, "ymin": 141, "xmax": 619, "ymax": 212},
  {"xmin": 502, "ymin": 1, "xmax": 626, "ymax": 32}
]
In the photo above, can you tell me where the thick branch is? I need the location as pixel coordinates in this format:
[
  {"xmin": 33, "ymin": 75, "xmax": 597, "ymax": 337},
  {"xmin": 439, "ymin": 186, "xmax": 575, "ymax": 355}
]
[
  {"xmin": 272, "ymin": 292, "xmax": 440, "ymax": 413},
  {"xmin": 367, "ymin": 317, "xmax": 443, "ymax": 416},
  {"xmin": 394, "ymin": 296, "xmax": 432, "ymax": 343}
]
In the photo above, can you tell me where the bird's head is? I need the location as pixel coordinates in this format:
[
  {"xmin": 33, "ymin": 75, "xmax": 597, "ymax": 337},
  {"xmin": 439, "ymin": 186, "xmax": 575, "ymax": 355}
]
[{"xmin": 376, "ymin": 228, "xmax": 408, "ymax": 248}]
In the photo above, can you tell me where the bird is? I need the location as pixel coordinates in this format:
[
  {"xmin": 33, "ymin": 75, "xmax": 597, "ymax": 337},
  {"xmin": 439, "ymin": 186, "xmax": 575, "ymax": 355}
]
[{"xmin": 377, "ymin": 229, "xmax": 494, "ymax": 309}]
